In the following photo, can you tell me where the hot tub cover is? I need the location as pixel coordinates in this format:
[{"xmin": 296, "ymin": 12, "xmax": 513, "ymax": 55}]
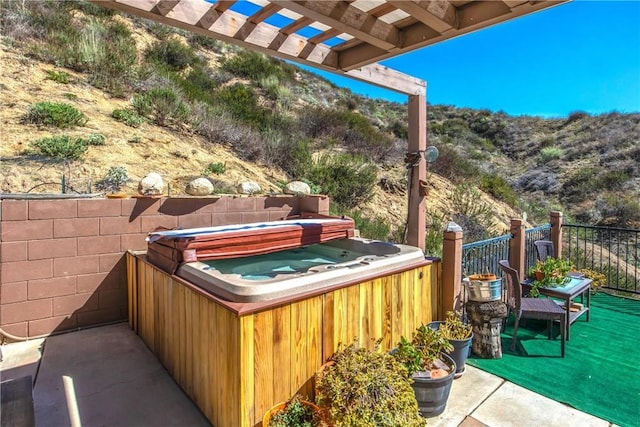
[{"xmin": 146, "ymin": 213, "xmax": 355, "ymax": 273}]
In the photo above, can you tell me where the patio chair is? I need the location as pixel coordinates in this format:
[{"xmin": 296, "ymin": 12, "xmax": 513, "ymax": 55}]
[
  {"xmin": 534, "ymin": 240, "xmax": 555, "ymax": 262},
  {"xmin": 498, "ymin": 260, "xmax": 566, "ymax": 357}
]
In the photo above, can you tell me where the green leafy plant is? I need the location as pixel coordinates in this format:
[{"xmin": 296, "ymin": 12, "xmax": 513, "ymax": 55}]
[
  {"xmin": 131, "ymin": 87, "xmax": 190, "ymax": 128},
  {"xmin": 393, "ymin": 324, "xmax": 453, "ymax": 376},
  {"xmin": 526, "ymin": 257, "xmax": 574, "ymax": 297},
  {"xmin": 45, "ymin": 69, "xmax": 70, "ymax": 84},
  {"xmin": 203, "ymin": 162, "xmax": 226, "ymax": 175},
  {"xmin": 84, "ymin": 133, "xmax": 106, "ymax": 146},
  {"xmin": 24, "ymin": 102, "xmax": 87, "ymax": 128},
  {"xmin": 112, "ymin": 109, "xmax": 146, "ymax": 127},
  {"xmin": 306, "ymin": 154, "xmax": 377, "ymax": 210},
  {"xmin": 439, "ymin": 311, "xmax": 472, "ymax": 340},
  {"xmin": 97, "ymin": 166, "xmax": 129, "ymax": 193},
  {"xmin": 266, "ymin": 395, "xmax": 325, "ymax": 427},
  {"xmin": 315, "ymin": 340, "xmax": 423, "ymax": 427},
  {"xmin": 26, "ymin": 135, "xmax": 88, "ymax": 160}
]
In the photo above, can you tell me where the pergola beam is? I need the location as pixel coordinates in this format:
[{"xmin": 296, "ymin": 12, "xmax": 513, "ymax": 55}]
[{"xmin": 273, "ymin": 0, "xmax": 401, "ymax": 51}]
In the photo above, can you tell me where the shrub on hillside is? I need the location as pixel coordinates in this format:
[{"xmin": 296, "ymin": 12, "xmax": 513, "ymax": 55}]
[
  {"xmin": 45, "ymin": 69, "xmax": 71, "ymax": 84},
  {"xmin": 175, "ymin": 67, "xmax": 221, "ymax": 104},
  {"xmin": 539, "ymin": 147, "xmax": 562, "ymax": 163},
  {"xmin": 479, "ymin": 173, "xmax": 518, "ymax": 207},
  {"xmin": 306, "ymin": 154, "xmax": 377, "ymax": 209},
  {"xmin": 26, "ymin": 135, "xmax": 89, "ymax": 160},
  {"xmin": 189, "ymin": 34, "xmax": 226, "ymax": 52},
  {"xmin": 131, "ymin": 87, "xmax": 190, "ymax": 128},
  {"xmin": 429, "ymin": 145, "xmax": 478, "ymax": 184},
  {"xmin": 219, "ymin": 50, "xmax": 295, "ymax": 82},
  {"xmin": 450, "ymin": 184, "xmax": 496, "ymax": 242},
  {"xmin": 144, "ymin": 38, "xmax": 199, "ymax": 72},
  {"xmin": 203, "ymin": 162, "xmax": 226, "ymax": 175},
  {"xmin": 595, "ymin": 193, "xmax": 640, "ymax": 228},
  {"xmin": 112, "ymin": 108, "xmax": 146, "ymax": 127},
  {"xmin": 214, "ymin": 83, "xmax": 285, "ymax": 131},
  {"xmin": 262, "ymin": 131, "xmax": 313, "ymax": 178},
  {"xmin": 20, "ymin": 1, "xmax": 137, "ymax": 98},
  {"xmin": 332, "ymin": 207, "xmax": 391, "ymax": 241},
  {"xmin": 299, "ymin": 107, "xmax": 391, "ymax": 160},
  {"xmin": 195, "ymin": 104, "xmax": 264, "ymax": 161},
  {"xmin": 24, "ymin": 102, "xmax": 87, "ymax": 128}
]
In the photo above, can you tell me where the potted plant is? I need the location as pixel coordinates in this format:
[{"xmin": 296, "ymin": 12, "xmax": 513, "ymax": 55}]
[
  {"xmin": 526, "ymin": 257, "xmax": 574, "ymax": 297},
  {"xmin": 99, "ymin": 166, "xmax": 130, "ymax": 198},
  {"xmin": 430, "ymin": 311, "xmax": 473, "ymax": 378},
  {"xmin": 315, "ymin": 339, "xmax": 424, "ymax": 427},
  {"xmin": 263, "ymin": 394, "xmax": 327, "ymax": 427},
  {"xmin": 392, "ymin": 324, "xmax": 456, "ymax": 418}
]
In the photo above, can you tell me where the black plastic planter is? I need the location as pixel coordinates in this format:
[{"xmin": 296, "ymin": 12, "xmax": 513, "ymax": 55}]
[{"xmin": 410, "ymin": 353, "xmax": 456, "ymax": 417}]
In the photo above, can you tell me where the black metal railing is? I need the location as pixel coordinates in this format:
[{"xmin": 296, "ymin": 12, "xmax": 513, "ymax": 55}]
[
  {"xmin": 462, "ymin": 234, "xmax": 511, "ymax": 277},
  {"xmin": 563, "ymin": 223, "xmax": 639, "ymax": 295},
  {"xmin": 524, "ymin": 224, "xmax": 552, "ymax": 272}
]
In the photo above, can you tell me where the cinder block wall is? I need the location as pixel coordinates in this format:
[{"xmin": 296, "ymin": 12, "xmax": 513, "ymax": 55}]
[{"xmin": 0, "ymin": 195, "xmax": 329, "ymax": 339}]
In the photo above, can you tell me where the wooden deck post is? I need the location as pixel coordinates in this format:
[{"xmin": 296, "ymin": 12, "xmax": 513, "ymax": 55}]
[
  {"xmin": 550, "ymin": 211, "xmax": 563, "ymax": 258},
  {"xmin": 406, "ymin": 94, "xmax": 426, "ymax": 251},
  {"xmin": 509, "ymin": 218, "xmax": 526, "ymax": 279},
  {"xmin": 441, "ymin": 228, "xmax": 463, "ymax": 318}
]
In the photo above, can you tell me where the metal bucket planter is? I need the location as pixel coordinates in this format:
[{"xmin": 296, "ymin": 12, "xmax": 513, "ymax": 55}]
[
  {"xmin": 410, "ymin": 353, "xmax": 456, "ymax": 417},
  {"xmin": 465, "ymin": 276, "xmax": 503, "ymax": 302}
]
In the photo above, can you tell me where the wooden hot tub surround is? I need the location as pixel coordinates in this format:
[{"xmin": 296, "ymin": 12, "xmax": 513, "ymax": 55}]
[{"xmin": 127, "ymin": 251, "xmax": 438, "ymax": 427}]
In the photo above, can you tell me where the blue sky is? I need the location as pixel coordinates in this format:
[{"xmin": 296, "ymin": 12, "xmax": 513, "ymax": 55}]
[{"xmin": 302, "ymin": 1, "xmax": 640, "ymax": 118}]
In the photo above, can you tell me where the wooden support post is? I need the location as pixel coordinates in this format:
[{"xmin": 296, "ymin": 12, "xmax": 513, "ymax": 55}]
[
  {"xmin": 550, "ymin": 211, "xmax": 563, "ymax": 259},
  {"xmin": 441, "ymin": 228, "xmax": 463, "ymax": 317},
  {"xmin": 406, "ymin": 94, "xmax": 426, "ymax": 251},
  {"xmin": 466, "ymin": 301, "xmax": 508, "ymax": 359},
  {"xmin": 509, "ymin": 218, "xmax": 526, "ymax": 280}
]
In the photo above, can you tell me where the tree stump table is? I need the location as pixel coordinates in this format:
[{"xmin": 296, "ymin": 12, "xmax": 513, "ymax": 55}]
[{"xmin": 466, "ymin": 301, "xmax": 508, "ymax": 359}]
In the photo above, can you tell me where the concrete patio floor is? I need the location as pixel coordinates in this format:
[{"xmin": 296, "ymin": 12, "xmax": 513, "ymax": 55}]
[{"xmin": 0, "ymin": 322, "xmax": 614, "ymax": 427}]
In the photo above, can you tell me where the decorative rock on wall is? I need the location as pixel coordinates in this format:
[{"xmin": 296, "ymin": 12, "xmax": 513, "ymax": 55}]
[
  {"xmin": 138, "ymin": 173, "xmax": 164, "ymax": 196},
  {"xmin": 186, "ymin": 178, "xmax": 214, "ymax": 196},
  {"xmin": 283, "ymin": 181, "xmax": 311, "ymax": 196},
  {"xmin": 236, "ymin": 181, "xmax": 261, "ymax": 195}
]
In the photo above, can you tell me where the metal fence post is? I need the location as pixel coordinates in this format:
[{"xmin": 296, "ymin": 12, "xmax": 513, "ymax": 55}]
[
  {"xmin": 550, "ymin": 211, "xmax": 563, "ymax": 258},
  {"xmin": 509, "ymin": 218, "xmax": 526, "ymax": 279}
]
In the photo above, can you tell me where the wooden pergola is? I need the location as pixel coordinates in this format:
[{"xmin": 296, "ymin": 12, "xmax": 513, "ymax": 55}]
[{"xmin": 93, "ymin": 0, "xmax": 567, "ymax": 250}]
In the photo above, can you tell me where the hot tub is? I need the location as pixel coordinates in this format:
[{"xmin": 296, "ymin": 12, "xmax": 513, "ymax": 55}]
[{"xmin": 175, "ymin": 237, "xmax": 425, "ymax": 302}]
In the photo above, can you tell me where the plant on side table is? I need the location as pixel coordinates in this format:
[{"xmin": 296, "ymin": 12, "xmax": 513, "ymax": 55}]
[
  {"xmin": 392, "ymin": 324, "xmax": 456, "ymax": 418},
  {"xmin": 315, "ymin": 339, "xmax": 424, "ymax": 427},
  {"xmin": 526, "ymin": 257, "xmax": 574, "ymax": 297}
]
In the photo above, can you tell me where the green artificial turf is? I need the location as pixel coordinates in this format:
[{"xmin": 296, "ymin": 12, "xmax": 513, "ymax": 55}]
[{"xmin": 467, "ymin": 293, "xmax": 640, "ymax": 427}]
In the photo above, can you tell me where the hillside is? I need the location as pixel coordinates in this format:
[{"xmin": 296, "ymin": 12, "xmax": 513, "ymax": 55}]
[{"xmin": 1, "ymin": 1, "xmax": 638, "ymax": 248}]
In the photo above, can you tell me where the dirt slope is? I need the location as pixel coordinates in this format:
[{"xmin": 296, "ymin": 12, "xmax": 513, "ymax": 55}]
[{"xmin": 0, "ymin": 41, "xmax": 524, "ymax": 235}]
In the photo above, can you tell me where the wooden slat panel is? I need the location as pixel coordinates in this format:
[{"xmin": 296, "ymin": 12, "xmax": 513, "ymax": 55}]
[
  {"xmin": 291, "ymin": 298, "xmax": 309, "ymax": 397},
  {"xmin": 239, "ymin": 315, "xmax": 255, "ymax": 426},
  {"xmin": 199, "ymin": 296, "xmax": 211, "ymax": 419},
  {"xmin": 253, "ymin": 310, "xmax": 274, "ymax": 422},
  {"xmin": 359, "ymin": 282, "xmax": 372, "ymax": 345},
  {"xmin": 272, "ymin": 304, "xmax": 292, "ymax": 400},
  {"xmin": 371, "ymin": 277, "xmax": 383, "ymax": 344},
  {"xmin": 207, "ymin": 300, "xmax": 219, "ymax": 426},
  {"xmin": 305, "ymin": 295, "xmax": 323, "ymax": 399},
  {"xmin": 381, "ymin": 272, "xmax": 393, "ymax": 350},
  {"xmin": 321, "ymin": 291, "xmax": 335, "ymax": 362},
  {"xmin": 346, "ymin": 284, "xmax": 360, "ymax": 344}
]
